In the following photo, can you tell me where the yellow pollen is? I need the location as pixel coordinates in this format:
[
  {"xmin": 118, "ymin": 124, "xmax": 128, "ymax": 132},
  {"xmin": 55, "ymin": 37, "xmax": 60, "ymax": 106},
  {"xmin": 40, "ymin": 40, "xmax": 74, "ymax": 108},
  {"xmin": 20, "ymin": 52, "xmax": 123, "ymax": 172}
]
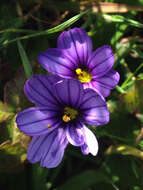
[
  {"xmin": 75, "ymin": 68, "xmax": 92, "ymax": 83},
  {"xmin": 62, "ymin": 107, "xmax": 78, "ymax": 123},
  {"xmin": 47, "ymin": 124, "xmax": 52, "ymax": 129},
  {"xmin": 62, "ymin": 115, "xmax": 71, "ymax": 122},
  {"xmin": 76, "ymin": 68, "xmax": 83, "ymax": 75}
]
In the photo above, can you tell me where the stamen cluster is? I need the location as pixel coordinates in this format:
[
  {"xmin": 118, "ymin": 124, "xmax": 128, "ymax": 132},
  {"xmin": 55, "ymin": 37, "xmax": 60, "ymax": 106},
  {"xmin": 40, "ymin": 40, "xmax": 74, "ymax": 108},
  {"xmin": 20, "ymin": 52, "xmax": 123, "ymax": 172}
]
[
  {"xmin": 75, "ymin": 68, "xmax": 92, "ymax": 83},
  {"xmin": 62, "ymin": 107, "xmax": 78, "ymax": 122}
]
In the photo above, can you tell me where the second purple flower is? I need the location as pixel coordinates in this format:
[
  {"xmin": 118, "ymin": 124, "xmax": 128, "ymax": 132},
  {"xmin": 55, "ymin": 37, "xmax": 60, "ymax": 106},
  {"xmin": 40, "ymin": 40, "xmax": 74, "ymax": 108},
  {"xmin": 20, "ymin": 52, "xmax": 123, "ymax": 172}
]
[
  {"xmin": 16, "ymin": 75, "xmax": 109, "ymax": 168},
  {"xmin": 38, "ymin": 27, "xmax": 120, "ymax": 97}
]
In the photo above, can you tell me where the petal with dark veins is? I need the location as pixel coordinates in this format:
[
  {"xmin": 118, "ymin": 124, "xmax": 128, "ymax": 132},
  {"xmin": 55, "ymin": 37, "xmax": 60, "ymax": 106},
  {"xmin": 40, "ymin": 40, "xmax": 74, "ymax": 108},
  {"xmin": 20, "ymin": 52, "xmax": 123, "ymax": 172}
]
[
  {"xmin": 80, "ymin": 89, "xmax": 109, "ymax": 126},
  {"xmin": 58, "ymin": 28, "xmax": 93, "ymax": 66},
  {"xmin": 38, "ymin": 48, "xmax": 75, "ymax": 78},
  {"xmin": 16, "ymin": 107, "xmax": 61, "ymax": 136},
  {"xmin": 88, "ymin": 45, "xmax": 114, "ymax": 78},
  {"xmin": 24, "ymin": 75, "xmax": 61, "ymax": 107},
  {"xmin": 28, "ymin": 128, "xmax": 68, "ymax": 168},
  {"xmin": 66, "ymin": 122, "xmax": 85, "ymax": 146}
]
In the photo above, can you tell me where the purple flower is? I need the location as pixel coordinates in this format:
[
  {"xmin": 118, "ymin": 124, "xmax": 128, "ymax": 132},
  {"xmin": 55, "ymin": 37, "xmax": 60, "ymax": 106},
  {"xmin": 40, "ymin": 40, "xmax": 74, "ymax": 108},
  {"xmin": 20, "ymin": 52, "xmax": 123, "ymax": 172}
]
[
  {"xmin": 16, "ymin": 75, "xmax": 109, "ymax": 168},
  {"xmin": 38, "ymin": 28, "xmax": 120, "ymax": 97}
]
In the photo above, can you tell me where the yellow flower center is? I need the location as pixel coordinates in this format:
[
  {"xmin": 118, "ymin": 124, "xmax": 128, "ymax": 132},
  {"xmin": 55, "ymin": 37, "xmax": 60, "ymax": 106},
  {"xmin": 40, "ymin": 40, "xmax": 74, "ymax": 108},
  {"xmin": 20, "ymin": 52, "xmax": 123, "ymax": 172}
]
[
  {"xmin": 62, "ymin": 107, "xmax": 78, "ymax": 123},
  {"xmin": 75, "ymin": 68, "xmax": 92, "ymax": 83}
]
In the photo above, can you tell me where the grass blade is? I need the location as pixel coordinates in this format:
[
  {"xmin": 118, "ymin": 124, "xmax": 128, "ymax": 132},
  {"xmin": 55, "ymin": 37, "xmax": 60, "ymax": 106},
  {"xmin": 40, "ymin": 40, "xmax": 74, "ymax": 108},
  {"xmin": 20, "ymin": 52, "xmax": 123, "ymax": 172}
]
[
  {"xmin": 1, "ymin": 10, "xmax": 89, "ymax": 48},
  {"xmin": 17, "ymin": 40, "xmax": 33, "ymax": 79}
]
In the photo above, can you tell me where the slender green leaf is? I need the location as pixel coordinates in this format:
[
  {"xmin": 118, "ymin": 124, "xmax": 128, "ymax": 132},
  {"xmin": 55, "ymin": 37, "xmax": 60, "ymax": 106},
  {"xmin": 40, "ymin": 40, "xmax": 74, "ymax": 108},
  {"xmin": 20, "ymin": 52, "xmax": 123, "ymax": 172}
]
[
  {"xmin": 103, "ymin": 14, "xmax": 143, "ymax": 28},
  {"xmin": 105, "ymin": 144, "xmax": 143, "ymax": 160},
  {"xmin": 17, "ymin": 40, "xmax": 33, "ymax": 79},
  {"xmin": 111, "ymin": 23, "xmax": 127, "ymax": 45},
  {"xmin": 1, "ymin": 10, "xmax": 89, "ymax": 48}
]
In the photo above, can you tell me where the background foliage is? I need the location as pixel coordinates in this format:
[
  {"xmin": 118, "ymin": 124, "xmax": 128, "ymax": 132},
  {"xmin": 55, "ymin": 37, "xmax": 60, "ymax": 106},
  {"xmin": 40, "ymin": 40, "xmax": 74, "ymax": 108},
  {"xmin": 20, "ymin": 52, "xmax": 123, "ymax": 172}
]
[{"xmin": 1, "ymin": 0, "xmax": 143, "ymax": 189}]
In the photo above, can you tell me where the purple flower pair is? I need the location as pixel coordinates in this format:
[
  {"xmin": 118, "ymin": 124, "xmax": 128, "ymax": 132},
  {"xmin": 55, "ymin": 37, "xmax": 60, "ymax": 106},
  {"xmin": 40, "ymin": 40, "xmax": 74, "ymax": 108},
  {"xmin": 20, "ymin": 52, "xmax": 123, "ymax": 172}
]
[{"xmin": 16, "ymin": 28, "xmax": 119, "ymax": 168}]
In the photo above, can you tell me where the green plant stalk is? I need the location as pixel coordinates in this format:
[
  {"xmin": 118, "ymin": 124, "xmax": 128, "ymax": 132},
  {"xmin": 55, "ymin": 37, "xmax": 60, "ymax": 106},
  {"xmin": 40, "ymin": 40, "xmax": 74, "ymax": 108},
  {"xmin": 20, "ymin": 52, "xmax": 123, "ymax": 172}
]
[
  {"xmin": 115, "ymin": 85, "xmax": 126, "ymax": 94},
  {"xmin": 121, "ymin": 62, "xmax": 143, "ymax": 89},
  {"xmin": 0, "ymin": 28, "xmax": 36, "ymax": 34}
]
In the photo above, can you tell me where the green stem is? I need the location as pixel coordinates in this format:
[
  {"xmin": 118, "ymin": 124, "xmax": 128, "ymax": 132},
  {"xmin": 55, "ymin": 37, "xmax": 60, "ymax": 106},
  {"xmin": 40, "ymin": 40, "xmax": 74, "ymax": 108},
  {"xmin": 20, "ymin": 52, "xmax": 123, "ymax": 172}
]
[
  {"xmin": 121, "ymin": 62, "xmax": 143, "ymax": 89},
  {"xmin": 0, "ymin": 28, "xmax": 36, "ymax": 34},
  {"xmin": 115, "ymin": 85, "xmax": 126, "ymax": 94}
]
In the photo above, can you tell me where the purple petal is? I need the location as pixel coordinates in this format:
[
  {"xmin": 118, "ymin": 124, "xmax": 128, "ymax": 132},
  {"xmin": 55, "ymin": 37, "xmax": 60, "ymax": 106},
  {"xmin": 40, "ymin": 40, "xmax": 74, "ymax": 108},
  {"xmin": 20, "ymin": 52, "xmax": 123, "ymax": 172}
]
[
  {"xmin": 16, "ymin": 107, "xmax": 61, "ymax": 136},
  {"xmin": 66, "ymin": 122, "xmax": 85, "ymax": 146},
  {"xmin": 24, "ymin": 75, "xmax": 61, "ymax": 107},
  {"xmin": 58, "ymin": 28, "xmax": 92, "ymax": 66},
  {"xmin": 27, "ymin": 128, "xmax": 68, "ymax": 168},
  {"xmin": 81, "ymin": 125, "xmax": 98, "ymax": 156},
  {"xmin": 80, "ymin": 89, "xmax": 109, "ymax": 126},
  {"xmin": 88, "ymin": 45, "xmax": 114, "ymax": 78},
  {"xmin": 38, "ymin": 48, "xmax": 75, "ymax": 78},
  {"xmin": 90, "ymin": 70, "xmax": 120, "ymax": 97},
  {"xmin": 54, "ymin": 79, "xmax": 84, "ymax": 107},
  {"xmin": 83, "ymin": 81, "xmax": 111, "ymax": 98}
]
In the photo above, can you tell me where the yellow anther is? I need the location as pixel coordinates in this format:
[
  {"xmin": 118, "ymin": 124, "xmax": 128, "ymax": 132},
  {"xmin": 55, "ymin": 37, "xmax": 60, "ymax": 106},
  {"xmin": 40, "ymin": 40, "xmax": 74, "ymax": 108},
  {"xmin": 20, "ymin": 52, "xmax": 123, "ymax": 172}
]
[
  {"xmin": 76, "ymin": 68, "xmax": 83, "ymax": 75},
  {"xmin": 75, "ymin": 68, "xmax": 92, "ymax": 83},
  {"xmin": 62, "ymin": 107, "xmax": 78, "ymax": 123},
  {"xmin": 47, "ymin": 124, "xmax": 52, "ymax": 129},
  {"xmin": 64, "ymin": 107, "xmax": 78, "ymax": 120},
  {"xmin": 62, "ymin": 115, "xmax": 71, "ymax": 122}
]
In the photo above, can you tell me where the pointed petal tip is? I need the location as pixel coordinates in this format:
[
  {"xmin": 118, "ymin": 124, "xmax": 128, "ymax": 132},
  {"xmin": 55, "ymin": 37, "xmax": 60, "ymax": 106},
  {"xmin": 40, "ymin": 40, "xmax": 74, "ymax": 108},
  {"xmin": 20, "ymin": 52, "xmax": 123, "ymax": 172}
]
[
  {"xmin": 81, "ymin": 126, "xmax": 99, "ymax": 156},
  {"xmin": 115, "ymin": 71, "xmax": 120, "ymax": 85},
  {"xmin": 88, "ymin": 45, "xmax": 114, "ymax": 78},
  {"xmin": 38, "ymin": 48, "xmax": 74, "ymax": 78},
  {"xmin": 80, "ymin": 88, "xmax": 110, "ymax": 126},
  {"xmin": 88, "ymin": 69, "xmax": 120, "ymax": 98}
]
